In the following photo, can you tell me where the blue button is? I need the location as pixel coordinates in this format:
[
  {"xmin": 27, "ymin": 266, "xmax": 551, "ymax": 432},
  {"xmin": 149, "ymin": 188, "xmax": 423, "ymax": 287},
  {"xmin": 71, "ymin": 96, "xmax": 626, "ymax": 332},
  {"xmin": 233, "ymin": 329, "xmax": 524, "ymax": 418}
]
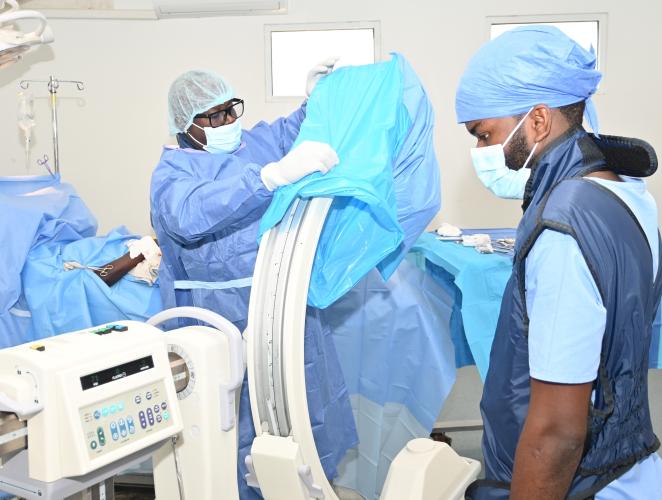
[
  {"xmin": 153, "ymin": 404, "xmax": 160, "ymax": 414},
  {"xmin": 156, "ymin": 414, "xmax": 162, "ymax": 424},
  {"xmin": 126, "ymin": 415, "xmax": 134, "ymax": 425},
  {"xmin": 102, "ymin": 407, "xmax": 109, "ymax": 417},
  {"xmin": 128, "ymin": 423, "xmax": 136, "ymax": 435},
  {"xmin": 93, "ymin": 410, "xmax": 101, "ymax": 420},
  {"xmin": 110, "ymin": 405, "xmax": 117, "ymax": 415},
  {"xmin": 145, "ymin": 392, "xmax": 152, "ymax": 401},
  {"xmin": 118, "ymin": 402, "xmax": 124, "ymax": 412},
  {"xmin": 118, "ymin": 418, "xmax": 127, "ymax": 437},
  {"xmin": 134, "ymin": 395, "xmax": 141, "ymax": 404},
  {"xmin": 112, "ymin": 432, "xmax": 119, "ymax": 441},
  {"xmin": 140, "ymin": 419, "xmax": 147, "ymax": 430},
  {"xmin": 146, "ymin": 408, "xmax": 153, "ymax": 418},
  {"xmin": 110, "ymin": 421, "xmax": 117, "ymax": 431},
  {"xmin": 161, "ymin": 402, "xmax": 167, "ymax": 410}
]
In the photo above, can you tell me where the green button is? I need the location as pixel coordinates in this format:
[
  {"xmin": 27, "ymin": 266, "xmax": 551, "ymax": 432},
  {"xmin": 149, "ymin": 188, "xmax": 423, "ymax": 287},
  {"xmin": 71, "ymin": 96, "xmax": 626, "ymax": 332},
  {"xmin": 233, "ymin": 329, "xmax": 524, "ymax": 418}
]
[
  {"xmin": 90, "ymin": 440, "xmax": 97, "ymax": 450},
  {"xmin": 163, "ymin": 411, "xmax": 170, "ymax": 421},
  {"xmin": 97, "ymin": 427, "xmax": 106, "ymax": 446}
]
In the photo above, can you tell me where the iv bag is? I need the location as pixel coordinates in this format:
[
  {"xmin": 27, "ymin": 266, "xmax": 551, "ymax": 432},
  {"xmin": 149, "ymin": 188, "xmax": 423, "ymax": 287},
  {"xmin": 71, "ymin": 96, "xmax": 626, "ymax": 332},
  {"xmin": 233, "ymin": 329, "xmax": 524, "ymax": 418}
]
[
  {"xmin": 18, "ymin": 91, "xmax": 35, "ymax": 171},
  {"xmin": 18, "ymin": 91, "xmax": 35, "ymax": 132}
]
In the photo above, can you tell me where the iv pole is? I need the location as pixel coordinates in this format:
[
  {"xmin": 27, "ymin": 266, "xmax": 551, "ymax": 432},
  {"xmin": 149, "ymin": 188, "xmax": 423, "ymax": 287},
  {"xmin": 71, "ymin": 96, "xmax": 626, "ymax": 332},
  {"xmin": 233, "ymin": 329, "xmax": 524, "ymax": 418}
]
[{"xmin": 18, "ymin": 76, "xmax": 85, "ymax": 176}]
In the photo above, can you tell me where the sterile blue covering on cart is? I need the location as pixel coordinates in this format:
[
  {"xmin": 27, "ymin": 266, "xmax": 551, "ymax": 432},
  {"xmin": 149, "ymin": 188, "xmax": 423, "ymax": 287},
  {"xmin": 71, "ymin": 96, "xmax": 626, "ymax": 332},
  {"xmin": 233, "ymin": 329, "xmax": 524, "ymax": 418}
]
[
  {"xmin": 410, "ymin": 230, "xmax": 662, "ymax": 375},
  {"xmin": 410, "ymin": 231, "xmax": 512, "ymax": 379}
]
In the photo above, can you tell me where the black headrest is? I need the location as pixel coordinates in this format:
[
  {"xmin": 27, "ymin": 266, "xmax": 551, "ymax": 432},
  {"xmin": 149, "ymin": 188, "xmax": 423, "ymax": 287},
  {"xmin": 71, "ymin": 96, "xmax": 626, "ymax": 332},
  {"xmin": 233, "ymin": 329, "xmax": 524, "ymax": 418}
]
[{"xmin": 588, "ymin": 134, "xmax": 658, "ymax": 178}]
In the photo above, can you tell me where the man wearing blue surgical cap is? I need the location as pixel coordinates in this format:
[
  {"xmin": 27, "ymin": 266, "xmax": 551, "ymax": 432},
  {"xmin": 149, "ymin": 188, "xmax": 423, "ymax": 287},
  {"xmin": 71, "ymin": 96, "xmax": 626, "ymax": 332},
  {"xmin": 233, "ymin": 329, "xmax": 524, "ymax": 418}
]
[
  {"xmin": 150, "ymin": 60, "xmax": 358, "ymax": 499},
  {"xmin": 457, "ymin": 27, "xmax": 662, "ymax": 499}
]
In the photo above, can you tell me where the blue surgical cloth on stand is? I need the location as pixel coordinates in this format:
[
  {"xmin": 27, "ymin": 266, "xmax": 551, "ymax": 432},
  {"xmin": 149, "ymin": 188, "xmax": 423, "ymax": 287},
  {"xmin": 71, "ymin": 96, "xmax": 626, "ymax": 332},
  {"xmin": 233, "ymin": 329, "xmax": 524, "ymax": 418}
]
[
  {"xmin": 326, "ymin": 260, "xmax": 456, "ymax": 499},
  {"xmin": 410, "ymin": 232, "xmax": 512, "ymax": 379},
  {"xmin": 410, "ymin": 231, "xmax": 662, "ymax": 377},
  {"xmin": 259, "ymin": 53, "xmax": 441, "ymax": 309}
]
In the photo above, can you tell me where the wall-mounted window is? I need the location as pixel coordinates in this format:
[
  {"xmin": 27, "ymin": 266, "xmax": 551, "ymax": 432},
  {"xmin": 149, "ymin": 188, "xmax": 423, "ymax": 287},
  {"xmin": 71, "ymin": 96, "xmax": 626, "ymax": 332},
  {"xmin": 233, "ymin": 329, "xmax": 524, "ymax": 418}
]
[
  {"xmin": 487, "ymin": 14, "xmax": 606, "ymax": 72},
  {"xmin": 266, "ymin": 22, "xmax": 380, "ymax": 99}
]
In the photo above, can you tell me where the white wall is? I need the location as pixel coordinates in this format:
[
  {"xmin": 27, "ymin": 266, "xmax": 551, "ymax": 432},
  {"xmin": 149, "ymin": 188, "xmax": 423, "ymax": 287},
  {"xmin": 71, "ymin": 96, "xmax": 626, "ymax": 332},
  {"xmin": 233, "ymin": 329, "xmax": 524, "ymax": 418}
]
[{"xmin": 0, "ymin": 0, "xmax": 660, "ymax": 235}]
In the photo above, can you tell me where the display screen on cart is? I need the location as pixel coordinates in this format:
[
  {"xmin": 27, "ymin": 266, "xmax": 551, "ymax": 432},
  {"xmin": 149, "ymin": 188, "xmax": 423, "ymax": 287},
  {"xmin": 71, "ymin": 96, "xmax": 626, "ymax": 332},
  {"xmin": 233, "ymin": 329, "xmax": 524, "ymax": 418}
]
[{"xmin": 80, "ymin": 356, "xmax": 154, "ymax": 390}]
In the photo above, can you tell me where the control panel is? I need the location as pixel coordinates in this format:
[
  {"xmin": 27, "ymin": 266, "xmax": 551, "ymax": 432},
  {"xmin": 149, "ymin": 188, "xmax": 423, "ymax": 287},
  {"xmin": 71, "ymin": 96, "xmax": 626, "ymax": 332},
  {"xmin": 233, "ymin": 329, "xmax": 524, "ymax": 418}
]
[{"xmin": 80, "ymin": 380, "xmax": 174, "ymax": 459}]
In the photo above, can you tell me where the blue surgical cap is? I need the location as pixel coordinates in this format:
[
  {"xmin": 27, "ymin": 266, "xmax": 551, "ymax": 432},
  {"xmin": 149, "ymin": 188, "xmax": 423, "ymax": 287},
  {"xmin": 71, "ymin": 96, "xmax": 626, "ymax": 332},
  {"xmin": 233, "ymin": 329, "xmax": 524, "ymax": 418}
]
[
  {"xmin": 455, "ymin": 25, "xmax": 602, "ymax": 133},
  {"xmin": 168, "ymin": 70, "xmax": 235, "ymax": 135}
]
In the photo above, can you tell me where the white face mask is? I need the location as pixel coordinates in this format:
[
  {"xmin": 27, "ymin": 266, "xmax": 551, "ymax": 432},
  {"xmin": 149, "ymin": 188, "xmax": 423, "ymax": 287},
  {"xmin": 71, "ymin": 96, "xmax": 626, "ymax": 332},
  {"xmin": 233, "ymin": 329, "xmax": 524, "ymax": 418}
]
[
  {"xmin": 470, "ymin": 109, "xmax": 539, "ymax": 199},
  {"xmin": 189, "ymin": 119, "xmax": 242, "ymax": 154}
]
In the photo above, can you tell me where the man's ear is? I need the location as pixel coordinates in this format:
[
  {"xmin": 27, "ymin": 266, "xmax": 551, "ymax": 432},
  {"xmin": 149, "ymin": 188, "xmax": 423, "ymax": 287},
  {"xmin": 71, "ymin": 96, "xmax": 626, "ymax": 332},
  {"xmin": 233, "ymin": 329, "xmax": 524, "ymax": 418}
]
[{"xmin": 530, "ymin": 104, "xmax": 552, "ymax": 143}]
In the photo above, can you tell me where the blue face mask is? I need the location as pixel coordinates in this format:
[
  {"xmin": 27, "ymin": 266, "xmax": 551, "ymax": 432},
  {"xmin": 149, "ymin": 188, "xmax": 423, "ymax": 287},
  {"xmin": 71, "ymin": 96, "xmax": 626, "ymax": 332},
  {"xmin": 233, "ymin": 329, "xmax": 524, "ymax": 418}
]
[
  {"xmin": 470, "ymin": 109, "xmax": 538, "ymax": 199},
  {"xmin": 189, "ymin": 119, "xmax": 242, "ymax": 154}
]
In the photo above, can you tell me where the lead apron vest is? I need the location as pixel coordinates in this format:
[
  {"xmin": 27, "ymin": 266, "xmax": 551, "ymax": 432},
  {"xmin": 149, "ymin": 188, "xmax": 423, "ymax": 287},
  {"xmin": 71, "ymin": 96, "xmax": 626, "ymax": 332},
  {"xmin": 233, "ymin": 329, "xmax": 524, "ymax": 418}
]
[{"xmin": 468, "ymin": 128, "xmax": 661, "ymax": 500}]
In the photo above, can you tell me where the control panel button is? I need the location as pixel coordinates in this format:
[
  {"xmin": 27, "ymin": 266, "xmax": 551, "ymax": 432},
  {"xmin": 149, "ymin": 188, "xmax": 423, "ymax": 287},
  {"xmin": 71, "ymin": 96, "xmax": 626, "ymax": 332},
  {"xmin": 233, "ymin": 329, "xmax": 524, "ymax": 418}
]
[
  {"xmin": 110, "ymin": 421, "xmax": 117, "ymax": 432},
  {"xmin": 146, "ymin": 408, "xmax": 155, "ymax": 426},
  {"xmin": 97, "ymin": 427, "xmax": 106, "ymax": 446},
  {"xmin": 163, "ymin": 411, "xmax": 170, "ymax": 421},
  {"xmin": 118, "ymin": 402, "xmax": 125, "ymax": 412},
  {"xmin": 110, "ymin": 404, "xmax": 117, "ymax": 415},
  {"xmin": 112, "ymin": 432, "xmax": 119, "ymax": 441},
  {"xmin": 102, "ymin": 407, "xmax": 109, "ymax": 417},
  {"xmin": 145, "ymin": 392, "xmax": 152, "ymax": 401},
  {"xmin": 118, "ymin": 418, "xmax": 128, "ymax": 438},
  {"xmin": 90, "ymin": 440, "xmax": 98, "ymax": 450},
  {"xmin": 93, "ymin": 410, "xmax": 101, "ymax": 420},
  {"xmin": 107, "ymin": 324, "xmax": 128, "ymax": 332},
  {"xmin": 161, "ymin": 402, "xmax": 167, "ymax": 410},
  {"xmin": 138, "ymin": 411, "xmax": 147, "ymax": 429},
  {"xmin": 134, "ymin": 395, "xmax": 142, "ymax": 404},
  {"xmin": 156, "ymin": 414, "xmax": 163, "ymax": 424},
  {"xmin": 153, "ymin": 404, "xmax": 160, "ymax": 414}
]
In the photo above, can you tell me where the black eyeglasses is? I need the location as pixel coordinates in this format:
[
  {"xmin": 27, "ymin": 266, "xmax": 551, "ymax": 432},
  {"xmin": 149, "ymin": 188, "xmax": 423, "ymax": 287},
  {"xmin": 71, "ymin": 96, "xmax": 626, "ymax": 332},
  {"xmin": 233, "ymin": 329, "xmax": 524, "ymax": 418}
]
[{"xmin": 194, "ymin": 98, "xmax": 244, "ymax": 128}]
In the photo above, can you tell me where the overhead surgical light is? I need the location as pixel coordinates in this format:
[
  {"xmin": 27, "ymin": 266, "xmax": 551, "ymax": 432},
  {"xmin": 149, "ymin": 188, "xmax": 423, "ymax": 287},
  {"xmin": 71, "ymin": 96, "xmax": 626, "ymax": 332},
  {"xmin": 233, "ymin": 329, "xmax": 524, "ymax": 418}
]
[{"xmin": 0, "ymin": 0, "xmax": 53, "ymax": 69}]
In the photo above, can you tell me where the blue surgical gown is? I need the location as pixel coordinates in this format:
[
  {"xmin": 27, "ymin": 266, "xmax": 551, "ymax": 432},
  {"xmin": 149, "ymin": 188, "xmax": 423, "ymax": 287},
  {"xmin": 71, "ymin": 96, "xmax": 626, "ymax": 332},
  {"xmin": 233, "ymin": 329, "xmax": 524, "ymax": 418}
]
[{"xmin": 150, "ymin": 106, "xmax": 357, "ymax": 499}]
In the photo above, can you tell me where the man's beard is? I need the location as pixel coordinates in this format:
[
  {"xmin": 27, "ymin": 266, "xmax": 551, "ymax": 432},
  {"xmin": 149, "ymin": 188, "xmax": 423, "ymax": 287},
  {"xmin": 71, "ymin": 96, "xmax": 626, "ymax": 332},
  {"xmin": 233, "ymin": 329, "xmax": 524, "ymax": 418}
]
[{"xmin": 504, "ymin": 126, "xmax": 532, "ymax": 170}]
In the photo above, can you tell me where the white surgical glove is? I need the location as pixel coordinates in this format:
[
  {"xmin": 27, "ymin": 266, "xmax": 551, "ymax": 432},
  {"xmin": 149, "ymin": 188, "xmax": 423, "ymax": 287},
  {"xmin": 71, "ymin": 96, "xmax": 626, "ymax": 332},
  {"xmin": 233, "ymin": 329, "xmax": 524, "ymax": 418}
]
[
  {"xmin": 305, "ymin": 56, "xmax": 340, "ymax": 97},
  {"xmin": 126, "ymin": 236, "xmax": 161, "ymax": 260},
  {"xmin": 260, "ymin": 141, "xmax": 339, "ymax": 192}
]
